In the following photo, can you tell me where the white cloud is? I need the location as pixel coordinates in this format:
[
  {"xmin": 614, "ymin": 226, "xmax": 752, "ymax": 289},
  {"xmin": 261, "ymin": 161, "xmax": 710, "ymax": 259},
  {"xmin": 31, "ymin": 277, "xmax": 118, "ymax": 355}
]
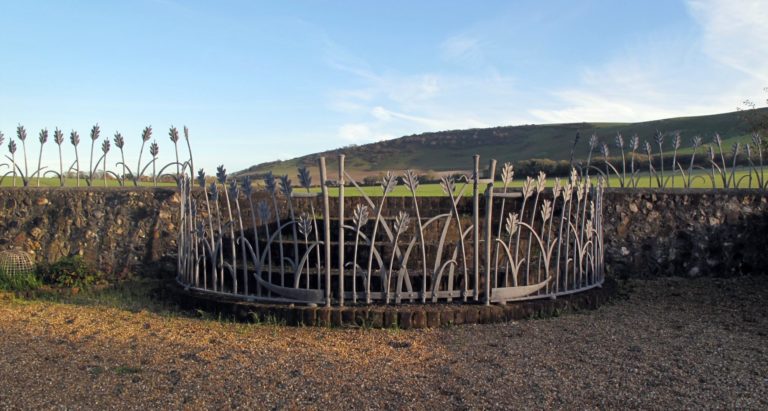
[
  {"xmin": 338, "ymin": 123, "xmax": 371, "ymax": 142},
  {"xmin": 529, "ymin": 1, "xmax": 768, "ymax": 124},
  {"xmin": 687, "ymin": 0, "xmax": 768, "ymax": 83},
  {"xmin": 440, "ymin": 33, "xmax": 483, "ymax": 62}
]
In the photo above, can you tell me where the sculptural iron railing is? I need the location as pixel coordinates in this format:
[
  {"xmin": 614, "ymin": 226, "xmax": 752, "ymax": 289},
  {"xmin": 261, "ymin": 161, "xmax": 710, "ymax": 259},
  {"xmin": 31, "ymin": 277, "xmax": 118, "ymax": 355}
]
[
  {"xmin": 578, "ymin": 131, "xmax": 767, "ymax": 189},
  {"xmin": 0, "ymin": 125, "xmax": 193, "ymax": 187},
  {"xmin": 176, "ymin": 155, "xmax": 605, "ymax": 306}
]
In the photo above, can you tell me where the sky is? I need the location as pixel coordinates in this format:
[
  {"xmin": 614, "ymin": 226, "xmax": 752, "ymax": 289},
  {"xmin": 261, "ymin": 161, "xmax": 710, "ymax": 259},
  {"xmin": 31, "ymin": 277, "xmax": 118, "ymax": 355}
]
[{"xmin": 1, "ymin": 0, "xmax": 767, "ymax": 175}]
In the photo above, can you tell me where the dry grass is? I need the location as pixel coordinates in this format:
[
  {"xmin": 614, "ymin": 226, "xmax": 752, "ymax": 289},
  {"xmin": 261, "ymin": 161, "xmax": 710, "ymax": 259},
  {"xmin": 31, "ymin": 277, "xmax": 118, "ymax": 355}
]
[{"xmin": 0, "ymin": 276, "xmax": 766, "ymax": 409}]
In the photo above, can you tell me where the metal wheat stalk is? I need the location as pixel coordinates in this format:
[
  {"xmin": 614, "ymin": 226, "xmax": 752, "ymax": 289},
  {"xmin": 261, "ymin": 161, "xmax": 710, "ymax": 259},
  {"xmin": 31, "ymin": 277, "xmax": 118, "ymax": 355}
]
[
  {"xmin": 745, "ymin": 144, "xmax": 754, "ymax": 188},
  {"xmin": 577, "ymin": 178, "xmax": 590, "ymax": 285},
  {"xmin": 365, "ymin": 171, "xmax": 397, "ymax": 303},
  {"xmin": 644, "ymin": 141, "xmax": 655, "ymax": 187},
  {"xmin": 511, "ymin": 176, "xmax": 534, "ymax": 285},
  {"xmin": 524, "ymin": 172, "xmax": 546, "ymax": 284},
  {"xmin": 35, "ymin": 128, "xmax": 48, "ymax": 187},
  {"xmin": 296, "ymin": 212, "xmax": 313, "ymax": 290},
  {"xmin": 601, "ymin": 143, "xmax": 610, "ymax": 186},
  {"xmin": 714, "ymin": 133, "xmax": 728, "ymax": 187},
  {"xmin": 495, "ymin": 213, "xmax": 521, "ymax": 287},
  {"xmin": 568, "ymin": 131, "xmax": 580, "ymax": 170},
  {"xmin": 257, "ymin": 200, "xmax": 273, "ymax": 296},
  {"xmin": 196, "ymin": 171, "xmax": 210, "ymax": 287},
  {"xmin": 211, "ymin": 182, "xmax": 225, "ymax": 291},
  {"xmin": 585, "ymin": 134, "xmax": 598, "ymax": 177},
  {"xmin": 184, "ymin": 126, "xmax": 194, "ymax": 182},
  {"xmin": 670, "ymin": 132, "xmax": 681, "ymax": 188},
  {"xmin": 264, "ymin": 172, "xmax": 285, "ymax": 285},
  {"xmin": 279, "ymin": 174, "xmax": 299, "ymax": 287},
  {"xmin": 87, "ymin": 124, "xmax": 100, "ymax": 186},
  {"xmin": 8, "ymin": 139, "xmax": 17, "ymax": 187},
  {"xmin": 728, "ymin": 143, "xmax": 740, "ymax": 188},
  {"xmin": 54, "ymin": 128, "xmax": 64, "ymax": 186},
  {"xmin": 169, "ymin": 127, "xmax": 180, "ymax": 177},
  {"xmin": 439, "ymin": 175, "xmax": 470, "ymax": 301},
  {"xmin": 707, "ymin": 145, "xmax": 719, "ymax": 188},
  {"xmin": 493, "ymin": 163, "xmax": 514, "ymax": 287},
  {"xmin": 16, "ymin": 125, "xmax": 29, "ymax": 185},
  {"xmin": 386, "ymin": 211, "xmax": 410, "ymax": 303},
  {"xmin": 403, "ymin": 169, "xmax": 428, "ymax": 302},
  {"xmin": 217, "ymin": 166, "xmax": 237, "ymax": 292},
  {"xmin": 298, "ymin": 166, "xmax": 319, "ymax": 290},
  {"xmin": 70, "ymin": 130, "xmax": 80, "ymax": 187},
  {"xmin": 241, "ymin": 176, "xmax": 258, "ymax": 294},
  {"xmin": 134, "ymin": 126, "xmax": 152, "ymax": 186},
  {"xmin": 350, "ymin": 203, "xmax": 369, "ymax": 302},
  {"xmin": 629, "ymin": 134, "xmax": 639, "ymax": 188},
  {"xmin": 101, "ymin": 139, "xmax": 110, "ymax": 186},
  {"xmin": 113, "ymin": 133, "xmax": 126, "ymax": 186},
  {"xmin": 554, "ymin": 180, "xmax": 573, "ymax": 292},
  {"xmin": 228, "ymin": 180, "xmax": 246, "ymax": 295},
  {"xmin": 752, "ymin": 133, "xmax": 764, "ymax": 189},
  {"xmin": 654, "ymin": 130, "xmax": 665, "ymax": 188},
  {"xmin": 540, "ymin": 180, "xmax": 561, "ymax": 292},
  {"xmin": 616, "ymin": 133, "xmax": 626, "ymax": 187},
  {"xmin": 570, "ymin": 174, "xmax": 584, "ymax": 287},
  {"xmin": 149, "ymin": 141, "xmax": 159, "ymax": 186},
  {"xmin": 687, "ymin": 137, "xmax": 702, "ymax": 188}
]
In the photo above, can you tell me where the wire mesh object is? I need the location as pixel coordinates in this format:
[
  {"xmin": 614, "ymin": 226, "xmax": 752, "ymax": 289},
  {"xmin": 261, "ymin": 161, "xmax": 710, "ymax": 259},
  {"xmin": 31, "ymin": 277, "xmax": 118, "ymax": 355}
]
[{"xmin": 0, "ymin": 250, "xmax": 36, "ymax": 277}]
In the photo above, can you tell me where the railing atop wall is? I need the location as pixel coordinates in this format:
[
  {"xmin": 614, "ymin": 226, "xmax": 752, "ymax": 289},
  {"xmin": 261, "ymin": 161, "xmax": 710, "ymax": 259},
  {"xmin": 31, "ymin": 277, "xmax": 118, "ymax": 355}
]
[{"xmin": 177, "ymin": 155, "xmax": 605, "ymax": 306}]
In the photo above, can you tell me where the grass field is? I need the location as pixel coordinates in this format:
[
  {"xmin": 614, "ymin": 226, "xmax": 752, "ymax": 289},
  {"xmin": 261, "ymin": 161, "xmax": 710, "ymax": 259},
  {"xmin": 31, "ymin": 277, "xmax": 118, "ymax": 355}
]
[
  {"xmin": 0, "ymin": 176, "xmax": 177, "ymax": 188},
  {"xmin": 310, "ymin": 167, "xmax": 768, "ymax": 197}
]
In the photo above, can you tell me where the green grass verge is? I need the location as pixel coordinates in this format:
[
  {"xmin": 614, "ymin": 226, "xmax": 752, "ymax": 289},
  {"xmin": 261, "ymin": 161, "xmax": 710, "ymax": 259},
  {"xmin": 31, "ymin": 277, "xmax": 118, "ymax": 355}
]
[{"xmin": 0, "ymin": 269, "xmax": 42, "ymax": 292}]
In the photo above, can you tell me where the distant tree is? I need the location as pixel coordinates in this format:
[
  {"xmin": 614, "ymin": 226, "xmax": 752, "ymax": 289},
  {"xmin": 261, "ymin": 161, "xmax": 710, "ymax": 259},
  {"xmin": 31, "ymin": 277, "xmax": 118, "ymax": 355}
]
[{"xmin": 737, "ymin": 87, "xmax": 768, "ymax": 133}]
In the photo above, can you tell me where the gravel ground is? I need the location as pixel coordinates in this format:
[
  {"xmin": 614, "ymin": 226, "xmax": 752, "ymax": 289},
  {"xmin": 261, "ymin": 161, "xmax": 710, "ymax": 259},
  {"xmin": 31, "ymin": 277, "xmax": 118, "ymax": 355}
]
[{"xmin": 1, "ymin": 276, "xmax": 766, "ymax": 410}]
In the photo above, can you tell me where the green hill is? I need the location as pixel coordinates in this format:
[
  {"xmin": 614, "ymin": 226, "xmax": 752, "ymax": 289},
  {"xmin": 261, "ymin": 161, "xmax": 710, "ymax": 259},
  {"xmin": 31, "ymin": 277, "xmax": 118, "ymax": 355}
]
[{"xmin": 237, "ymin": 108, "xmax": 768, "ymax": 180}]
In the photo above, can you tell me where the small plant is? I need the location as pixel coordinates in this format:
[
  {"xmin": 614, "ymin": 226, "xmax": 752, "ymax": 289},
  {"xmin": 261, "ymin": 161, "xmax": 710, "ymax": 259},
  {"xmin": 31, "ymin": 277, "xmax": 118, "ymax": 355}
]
[
  {"xmin": 39, "ymin": 255, "xmax": 106, "ymax": 289},
  {"xmin": 0, "ymin": 267, "xmax": 41, "ymax": 292}
]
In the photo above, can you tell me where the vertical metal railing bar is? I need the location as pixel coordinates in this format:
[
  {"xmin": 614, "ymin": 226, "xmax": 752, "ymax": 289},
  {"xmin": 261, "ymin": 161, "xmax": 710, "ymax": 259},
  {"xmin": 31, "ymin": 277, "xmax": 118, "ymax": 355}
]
[
  {"xmin": 338, "ymin": 155, "xmax": 346, "ymax": 306},
  {"xmin": 472, "ymin": 154, "xmax": 480, "ymax": 301},
  {"xmin": 318, "ymin": 157, "xmax": 332, "ymax": 307},
  {"xmin": 483, "ymin": 159, "xmax": 497, "ymax": 305}
]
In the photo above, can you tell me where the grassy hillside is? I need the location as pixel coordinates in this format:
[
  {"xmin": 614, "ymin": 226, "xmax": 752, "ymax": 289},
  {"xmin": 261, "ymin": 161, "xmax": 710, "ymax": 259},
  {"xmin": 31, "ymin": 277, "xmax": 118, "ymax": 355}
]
[{"xmin": 237, "ymin": 108, "xmax": 767, "ymax": 180}]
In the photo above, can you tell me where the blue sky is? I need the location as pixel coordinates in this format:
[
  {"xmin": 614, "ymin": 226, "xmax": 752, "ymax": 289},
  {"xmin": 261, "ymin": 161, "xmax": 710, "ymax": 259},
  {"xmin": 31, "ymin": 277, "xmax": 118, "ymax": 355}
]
[{"xmin": 1, "ymin": 0, "xmax": 766, "ymax": 174}]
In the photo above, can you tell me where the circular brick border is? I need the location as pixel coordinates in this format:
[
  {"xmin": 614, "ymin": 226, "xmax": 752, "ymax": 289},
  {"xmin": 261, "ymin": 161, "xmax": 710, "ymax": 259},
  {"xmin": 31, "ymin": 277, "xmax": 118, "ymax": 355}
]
[{"xmin": 172, "ymin": 278, "xmax": 617, "ymax": 329}]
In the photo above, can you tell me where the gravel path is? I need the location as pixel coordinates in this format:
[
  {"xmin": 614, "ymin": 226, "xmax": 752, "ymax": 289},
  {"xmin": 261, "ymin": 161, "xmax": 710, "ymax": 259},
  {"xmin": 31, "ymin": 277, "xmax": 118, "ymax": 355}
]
[{"xmin": 1, "ymin": 276, "xmax": 766, "ymax": 410}]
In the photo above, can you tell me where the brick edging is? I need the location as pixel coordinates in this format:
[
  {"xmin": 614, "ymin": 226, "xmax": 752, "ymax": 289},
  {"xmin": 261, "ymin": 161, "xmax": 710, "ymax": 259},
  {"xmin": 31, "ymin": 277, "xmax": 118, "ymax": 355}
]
[{"xmin": 172, "ymin": 278, "xmax": 617, "ymax": 329}]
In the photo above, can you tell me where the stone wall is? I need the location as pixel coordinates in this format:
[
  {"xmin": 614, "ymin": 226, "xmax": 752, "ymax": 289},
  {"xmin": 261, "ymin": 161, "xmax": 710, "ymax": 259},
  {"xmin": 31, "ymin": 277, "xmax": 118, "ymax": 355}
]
[
  {"xmin": 602, "ymin": 189, "xmax": 768, "ymax": 278},
  {"xmin": 0, "ymin": 187, "xmax": 766, "ymax": 280},
  {"xmin": 0, "ymin": 188, "xmax": 181, "ymax": 279}
]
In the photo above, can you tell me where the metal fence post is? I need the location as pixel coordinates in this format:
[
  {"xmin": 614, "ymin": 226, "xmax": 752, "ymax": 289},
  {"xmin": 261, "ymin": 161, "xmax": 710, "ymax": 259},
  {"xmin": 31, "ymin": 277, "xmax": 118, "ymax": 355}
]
[
  {"xmin": 319, "ymin": 157, "xmax": 332, "ymax": 307},
  {"xmin": 484, "ymin": 159, "xmax": 497, "ymax": 305},
  {"xmin": 338, "ymin": 155, "xmax": 346, "ymax": 306},
  {"xmin": 472, "ymin": 154, "xmax": 480, "ymax": 301}
]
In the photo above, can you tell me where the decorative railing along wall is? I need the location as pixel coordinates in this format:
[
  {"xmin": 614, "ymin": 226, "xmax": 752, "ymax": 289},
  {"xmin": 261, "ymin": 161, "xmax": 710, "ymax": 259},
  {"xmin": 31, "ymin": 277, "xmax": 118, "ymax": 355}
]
[
  {"xmin": 0, "ymin": 125, "xmax": 192, "ymax": 187},
  {"xmin": 176, "ymin": 155, "xmax": 605, "ymax": 306}
]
